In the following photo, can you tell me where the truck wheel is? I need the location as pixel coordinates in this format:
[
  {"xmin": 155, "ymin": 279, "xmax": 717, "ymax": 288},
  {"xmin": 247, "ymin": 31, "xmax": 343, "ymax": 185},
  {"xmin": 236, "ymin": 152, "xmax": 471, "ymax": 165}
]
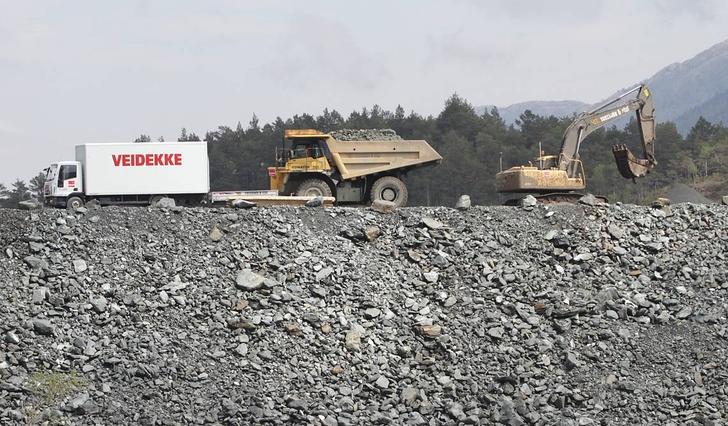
[
  {"xmin": 296, "ymin": 179, "xmax": 332, "ymax": 197},
  {"xmin": 66, "ymin": 196, "xmax": 84, "ymax": 210},
  {"xmin": 371, "ymin": 176, "xmax": 408, "ymax": 207}
]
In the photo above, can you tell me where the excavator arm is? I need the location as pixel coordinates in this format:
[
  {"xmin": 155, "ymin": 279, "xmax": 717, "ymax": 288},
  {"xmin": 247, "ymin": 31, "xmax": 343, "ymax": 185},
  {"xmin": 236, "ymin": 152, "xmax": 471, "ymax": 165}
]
[{"xmin": 558, "ymin": 84, "xmax": 656, "ymax": 179}]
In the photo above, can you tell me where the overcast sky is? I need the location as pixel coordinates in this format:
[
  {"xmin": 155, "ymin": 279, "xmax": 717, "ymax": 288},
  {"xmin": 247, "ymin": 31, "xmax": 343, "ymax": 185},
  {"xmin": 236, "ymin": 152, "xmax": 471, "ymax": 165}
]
[{"xmin": 1, "ymin": 0, "xmax": 727, "ymax": 185}]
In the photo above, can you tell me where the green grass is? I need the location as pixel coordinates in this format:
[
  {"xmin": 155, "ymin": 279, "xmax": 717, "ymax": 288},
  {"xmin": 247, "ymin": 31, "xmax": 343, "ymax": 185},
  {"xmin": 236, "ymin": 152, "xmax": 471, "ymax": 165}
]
[{"xmin": 27, "ymin": 370, "xmax": 87, "ymax": 404}]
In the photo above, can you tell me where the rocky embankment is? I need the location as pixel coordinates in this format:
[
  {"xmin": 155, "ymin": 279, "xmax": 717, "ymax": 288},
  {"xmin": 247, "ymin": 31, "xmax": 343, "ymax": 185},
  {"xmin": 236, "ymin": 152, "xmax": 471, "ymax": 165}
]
[{"xmin": 1, "ymin": 202, "xmax": 727, "ymax": 425}]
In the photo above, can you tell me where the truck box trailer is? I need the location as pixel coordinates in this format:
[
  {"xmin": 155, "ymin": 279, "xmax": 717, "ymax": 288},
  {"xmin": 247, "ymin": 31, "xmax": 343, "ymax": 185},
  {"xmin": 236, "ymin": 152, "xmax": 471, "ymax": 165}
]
[{"xmin": 44, "ymin": 142, "xmax": 210, "ymax": 209}]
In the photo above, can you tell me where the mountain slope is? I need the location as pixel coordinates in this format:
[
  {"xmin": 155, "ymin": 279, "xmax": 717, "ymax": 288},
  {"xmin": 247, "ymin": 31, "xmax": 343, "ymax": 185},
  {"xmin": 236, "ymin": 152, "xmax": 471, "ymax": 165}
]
[
  {"xmin": 673, "ymin": 89, "xmax": 728, "ymax": 132},
  {"xmin": 646, "ymin": 39, "xmax": 728, "ymax": 126},
  {"xmin": 481, "ymin": 39, "xmax": 728, "ymax": 131}
]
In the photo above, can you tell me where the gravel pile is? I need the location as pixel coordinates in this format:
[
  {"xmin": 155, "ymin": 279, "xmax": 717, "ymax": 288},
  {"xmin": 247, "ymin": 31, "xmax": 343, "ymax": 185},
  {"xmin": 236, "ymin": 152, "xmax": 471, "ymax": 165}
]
[
  {"xmin": 665, "ymin": 183, "xmax": 714, "ymax": 204},
  {"xmin": 330, "ymin": 129, "xmax": 402, "ymax": 141},
  {"xmin": 1, "ymin": 202, "xmax": 728, "ymax": 425}
]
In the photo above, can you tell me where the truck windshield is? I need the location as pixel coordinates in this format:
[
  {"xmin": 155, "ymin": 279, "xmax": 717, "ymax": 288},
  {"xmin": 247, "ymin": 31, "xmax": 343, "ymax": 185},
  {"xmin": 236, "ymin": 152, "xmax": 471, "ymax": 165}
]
[
  {"xmin": 290, "ymin": 141, "xmax": 323, "ymax": 159},
  {"xmin": 58, "ymin": 165, "xmax": 77, "ymax": 187}
]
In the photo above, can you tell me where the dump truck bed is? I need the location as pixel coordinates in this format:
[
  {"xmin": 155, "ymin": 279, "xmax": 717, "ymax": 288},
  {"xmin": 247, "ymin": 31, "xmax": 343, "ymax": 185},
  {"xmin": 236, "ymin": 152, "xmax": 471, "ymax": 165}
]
[{"xmin": 325, "ymin": 139, "xmax": 442, "ymax": 180}]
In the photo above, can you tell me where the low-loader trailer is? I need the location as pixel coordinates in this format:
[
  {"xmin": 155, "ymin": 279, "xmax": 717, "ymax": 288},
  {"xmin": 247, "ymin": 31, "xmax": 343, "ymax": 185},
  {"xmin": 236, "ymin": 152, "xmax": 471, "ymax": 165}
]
[{"xmin": 44, "ymin": 129, "xmax": 443, "ymax": 209}]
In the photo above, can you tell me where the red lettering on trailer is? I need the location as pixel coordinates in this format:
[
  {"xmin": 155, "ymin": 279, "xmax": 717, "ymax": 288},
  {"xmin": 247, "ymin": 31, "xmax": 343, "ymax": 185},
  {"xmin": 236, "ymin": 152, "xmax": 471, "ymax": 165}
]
[{"xmin": 112, "ymin": 153, "xmax": 183, "ymax": 166}]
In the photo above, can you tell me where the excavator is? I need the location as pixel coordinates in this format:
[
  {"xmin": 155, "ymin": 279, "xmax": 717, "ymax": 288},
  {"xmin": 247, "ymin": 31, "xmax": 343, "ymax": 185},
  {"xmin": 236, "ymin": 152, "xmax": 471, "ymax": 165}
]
[{"xmin": 496, "ymin": 84, "xmax": 656, "ymax": 203}]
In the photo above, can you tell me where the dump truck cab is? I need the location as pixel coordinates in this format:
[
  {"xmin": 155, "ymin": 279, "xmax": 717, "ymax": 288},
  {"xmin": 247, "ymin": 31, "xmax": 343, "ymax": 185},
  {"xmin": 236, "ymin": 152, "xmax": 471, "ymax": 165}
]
[
  {"xmin": 269, "ymin": 129, "xmax": 336, "ymax": 199},
  {"xmin": 269, "ymin": 129, "xmax": 442, "ymax": 207},
  {"xmin": 275, "ymin": 130, "xmax": 332, "ymax": 173}
]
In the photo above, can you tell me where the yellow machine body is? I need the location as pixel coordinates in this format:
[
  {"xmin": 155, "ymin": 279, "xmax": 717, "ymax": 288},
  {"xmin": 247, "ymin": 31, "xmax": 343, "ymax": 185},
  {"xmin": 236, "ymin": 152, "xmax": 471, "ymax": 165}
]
[{"xmin": 496, "ymin": 163, "xmax": 585, "ymax": 193}]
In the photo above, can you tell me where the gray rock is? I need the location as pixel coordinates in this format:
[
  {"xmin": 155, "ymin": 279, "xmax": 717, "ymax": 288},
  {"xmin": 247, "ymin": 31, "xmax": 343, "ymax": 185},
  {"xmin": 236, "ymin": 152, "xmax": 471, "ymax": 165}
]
[
  {"xmin": 286, "ymin": 398, "xmax": 307, "ymax": 409},
  {"xmin": 401, "ymin": 386, "xmax": 418, "ymax": 405},
  {"xmin": 364, "ymin": 308, "xmax": 381, "ymax": 319},
  {"xmin": 90, "ymin": 296, "xmax": 108, "ymax": 313},
  {"xmin": 455, "ymin": 194, "xmax": 471, "ymax": 210},
  {"xmin": 152, "ymin": 197, "xmax": 176, "ymax": 208},
  {"xmin": 414, "ymin": 324, "xmax": 442, "ymax": 338},
  {"xmin": 345, "ymin": 328, "xmax": 362, "ymax": 351},
  {"xmin": 73, "ymin": 259, "xmax": 88, "ymax": 273},
  {"xmin": 422, "ymin": 217, "xmax": 445, "ymax": 230},
  {"xmin": 32, "ymin": 319, "xmax": 54, "ymax": 336},
  {"xmin": 371, "ymin": 199, "xmax": 397, "ymax": 214},
  {"xmin": 564, "ymin": 352, "xmax": 581, "ymax": 370},
  {"xmin": 675, "ymin": 306, "xmax": 692, "ymax": 319},
  {"xmin": 448, "ymin": 402, "xmax": 466, "ymax": 420},
  {"xmin": 423, "ymin": 271, "xmax": 439, "ymax": 283},
  {"xmin": 32, "ymin": 287, "xmax": 49, "ymax": 304},
  {"xmin": 578, "ymin": 193, "xmax": 599, "ymax": 206},
  {"xmin": 315, "ymin": 267, "xmax": 334, "ymax": 281},
  {"xmin": 24, "ymin": 256, "xmax": 48, "ymax": 270},
  {"xmin": 521, "ymin": 195, "xmax": 537, "ymax": 208},
  {"xmin": 722, "ymin": 195, "xmax": 728, "ymax": 205},
  {"xmin": 235, "ymin": 343, "xmax": 248, "ymax": 356},
  {"xmin": 607, "ymin": 224, "xmax": 625, "ymax": 239},
  {"xmin": 235, "ymin": 269, "xmax": 266, "ymax": 291},
  {"xmin": 305, "ymin": 196, "xmax": 323, "ymax": 207},
  {"xmin": 209, "ymin": 226, "xmax": 224, "ymax": 242},
  {"xmin": 4, "ymin": 331, "xmax": 21, "ymax": 344},
  {"xmin": 375, "ymin": 375, "xmax": 390, "ymax": 389},
  {"xmin": 233, "ymin": 199, "xmax": 256, "ymax": 209},
  {"xmin": 364, "ymin": 225, "xmax": 381, "ymax": 241},
  {"xmin": 574, "ymin": 252, "xmax": 594, "ymax": 262},
  {"xmin": 487, "ymin": 326, "xmax": 505, "ymax": 339}
]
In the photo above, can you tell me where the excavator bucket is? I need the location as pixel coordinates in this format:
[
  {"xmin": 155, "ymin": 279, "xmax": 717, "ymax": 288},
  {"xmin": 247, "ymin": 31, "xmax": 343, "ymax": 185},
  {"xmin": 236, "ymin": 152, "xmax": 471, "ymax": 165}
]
[{"xmin": 612, "ymin": 144, "xmax": 653, "ymax": 179}]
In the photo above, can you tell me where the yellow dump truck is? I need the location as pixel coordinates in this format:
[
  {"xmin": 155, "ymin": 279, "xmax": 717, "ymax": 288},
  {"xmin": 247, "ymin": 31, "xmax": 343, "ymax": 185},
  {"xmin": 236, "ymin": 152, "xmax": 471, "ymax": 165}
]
[{"xmin": 268, "ymin": 129, "xmax": 442, "ymax": 207}]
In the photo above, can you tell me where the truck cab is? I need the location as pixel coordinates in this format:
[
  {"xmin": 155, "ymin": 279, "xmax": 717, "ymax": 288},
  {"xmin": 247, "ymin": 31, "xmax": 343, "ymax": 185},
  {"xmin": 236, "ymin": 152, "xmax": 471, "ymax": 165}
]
[{"xmin": 44, "ymin": 161, "xmax": 85, "ymax": 209}]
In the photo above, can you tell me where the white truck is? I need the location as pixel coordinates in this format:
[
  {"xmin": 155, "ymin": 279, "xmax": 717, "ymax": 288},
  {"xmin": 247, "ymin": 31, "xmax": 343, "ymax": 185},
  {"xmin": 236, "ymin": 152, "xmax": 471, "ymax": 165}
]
[{"xmin": 44, "ymin": 142, "xmax": 210, "ymax": 209}]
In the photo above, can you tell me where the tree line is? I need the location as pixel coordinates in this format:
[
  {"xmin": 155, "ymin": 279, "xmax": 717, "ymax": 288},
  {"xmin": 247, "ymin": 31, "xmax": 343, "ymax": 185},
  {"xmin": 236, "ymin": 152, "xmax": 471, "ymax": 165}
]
[
  {"xmin": 201, "ymin": 95, "xmax": 728, "ymax": 205},
  {"xmin": 3, "ymin": 95, "xmax": 727, "ymax": 207}
]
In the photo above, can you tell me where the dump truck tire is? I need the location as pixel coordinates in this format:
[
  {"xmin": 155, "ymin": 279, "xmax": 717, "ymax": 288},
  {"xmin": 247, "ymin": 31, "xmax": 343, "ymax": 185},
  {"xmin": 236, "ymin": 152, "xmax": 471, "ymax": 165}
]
[
  {"xmin": 371, "ymin": 176, "xmax": 408, "ymax": 207},
  {"xmin": 296, "ymin": 179, "xmax": 333, "ymax": 197}
]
